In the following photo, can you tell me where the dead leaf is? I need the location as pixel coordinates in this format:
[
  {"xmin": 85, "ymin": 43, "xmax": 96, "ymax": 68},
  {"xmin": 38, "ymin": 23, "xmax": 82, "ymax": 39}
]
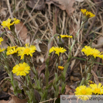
[
  {"xmin": 8, "ymin": 95, "xmax": 27, "ymax": 103},
  {"xmin": 46, "ymin": 0, "xmax": 75, "ymax": 15},
  {"xmin": 36, "ymin": 54, "xmax": 44, "ymax": 63},
  {"xmin": 75, "ymin": 0, "xmax": 84, "ymax": 2},
  {"xmin": 0, "ymin": 36, "xmax": 8, "ymax": 48},
  {"xmin": 34, "ymin": 39, "xmax": 42, "ymax": 52},
  {"xmin": 0, "ymin": 95, "xmax": 27, "ymax": 103},
  {"xmin": 92, "ymin": 37, "xmax": 103, "ymax": 49},
  {"xmin": 0, "ymin": 8, "xmax": 7, "ymax": 17},
  {"xmin": 0, "ymin": 100, "xmax": 8, "ymax": 103},
  {"xmin": 15, "ymin": 22, "xmax": 30, "ymax": 44},
  {"xmin": 65, "ymin": 85, "xmax": 74, "ymax": 95},
  {"xmin": 27, "ymin": 0, "xmax": 45, "ymax": 11},
  {"xmin": 25, "ymin": 35, "xmax": 30, "ymax": 44}
]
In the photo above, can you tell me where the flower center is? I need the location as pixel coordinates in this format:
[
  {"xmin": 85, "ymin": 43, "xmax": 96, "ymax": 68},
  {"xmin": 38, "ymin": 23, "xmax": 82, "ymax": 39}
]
[
  {"xmin": 24, "ymin": 48, "xmax": 30, "ymax": 54},
  {"xmin": 95, "ymin": 88, "xmax": 100, "ymax": 93},
  {"xmin": 81, "ymin": 90, "xmax": 87, "ymax": 95},
  {"xmin": 18, "ymin": 67, "xmax": 24, "ymax": 71}
]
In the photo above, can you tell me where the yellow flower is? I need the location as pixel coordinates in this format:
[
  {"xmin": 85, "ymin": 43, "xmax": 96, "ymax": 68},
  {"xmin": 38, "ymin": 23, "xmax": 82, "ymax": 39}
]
[
  {"xmin": 1, "ymin": 18, "xmax": 13, "ymax": 30},
  {"xmin": 97, "ymin": 55, "xmax": 103, "ymax": 59},
  {"xmin": 54, "ymin": 47, "xmax": 66, "ymax": 56},
  {"xmin": 75, "ymin": 85, "xmax": 92, "ymax": 101},
  {"xmin": 81, "ymin": 46, "xmax": 100, "ymax": 58},
  {"xmin": 89, "ymin": 83, "xmax": 103, "ymax": 94},
  {"xmin": 13, "ymin": 18, "xmax": 20, "ymax": 24},
  {"xmin": 91, "ymin": 48, "xmax": 100, "ymax": 58},
  {"xmin": 88, "ymin": 80, "xmax": 95, "ymax": 84},
  {"xmin": 0, "ymin": 37, "xmax": 3, "ymax": 45},
  {"xmin": 58, "ymin": 66, "xmax": 64, "ymax": 70},
  {"xmin": 0, "ymin": 48, "xmax": 5, "ymax": 52},
  {"xmin": 60, "ymin": 35, "xmax": 73, "ymax": 38},
  {"xmin": 18, "ymin": 44, "xmax": 36, "ymax": 60},
  {"xmin": 49, "ymin": 47, "xmax": 66, "ymax": 56},
  {"xmin": 81, "ymin": 46, "xmax": 93, "ymax": 56},
  {"xmin": 81, "ymin": 9, "xmax": 95, "ymax": 18},
  {"xmin": 1, "ymin": 18, "xmax": 20, "ymax": 30},
  {"xmin": 86, "ymin": 11, "xmax": 95, "ymax": 18},
  {"xmin": 49, "ymin": 47, "xmax": 55, "ymax": 53},
  {"xmin": 6, "ymin": 46, "xmax": 18, "ymax": 55},
  {"xmin": 81, "ymin": 9, "xmax": 87, "ymax": 14},
  {"xmin": 12, "ymin": 62, "xmax": 30, "ymax": 76}
]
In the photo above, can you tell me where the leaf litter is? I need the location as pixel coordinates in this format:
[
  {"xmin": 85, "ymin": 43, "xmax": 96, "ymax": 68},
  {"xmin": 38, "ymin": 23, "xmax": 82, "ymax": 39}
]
[{"xmin": 0, "ymin": 0, "xmax": 103, "ymax": 102}]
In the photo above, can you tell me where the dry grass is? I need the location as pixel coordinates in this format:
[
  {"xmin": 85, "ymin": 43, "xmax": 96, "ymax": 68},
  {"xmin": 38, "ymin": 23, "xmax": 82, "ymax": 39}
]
[{"xmin": 0, "ymin": 0, "xmax": 103, "ymax": 102}]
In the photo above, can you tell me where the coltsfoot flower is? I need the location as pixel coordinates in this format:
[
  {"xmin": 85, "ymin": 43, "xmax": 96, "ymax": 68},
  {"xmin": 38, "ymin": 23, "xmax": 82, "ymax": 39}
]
[
  {"xmin": 81, "ymin": 46, "xmax": 100, "ymax": 58},
  {"xmin": 49, "ymin": 47, "xmax": 66, "ymax": 56},
  {"xmin": 75, "ymin": 85, "xmax": 92, "ymax": 101},
  {"xmin": 58, "ymin": 66, "xmax": 64, "ymax": 70},
  {"xmin": 17, "ymin": 44, "xmax": 36, "ymax": 60},
  {"xmin": 1, "ymin": 18, "xmax": 20, "ymax": 30},
  {"xmin": 0, "ymin": 37, "xmax": 3, "ymax": 45},
  {"xmin": 49, "ymin": 47, "xmax": 55, "ymax": 53},
  {"xmin": 0, "ymin": 48, "xmax": 5, "ymax": 52},
  {"xmin": 97, "ymin": 55, "xmax": 103, "ymax": 59},
  {"xmin": 91, "ymin": 48, "xmax": 101, "ymax": 58},
  {"xmin": 81, "ymin": 46, "xmax": 93, "ymax": 56},
  {"xmin": 13, "ymin": 18, "xmax": 20, "ymax": 24},
  {"xmin": 89, "ymin": 83, "xmax": 103, "ymax": 95},
  {"xmin": 6, "ymin": 46, "xmax": 18, "ymax": 55},
  {"xmin": 81, "ymin": 9, "xmax": 95, "ymax": 18},
  {"xmin": 12, "ymin": 62, "xmax": 30, "ymax": 76},
  {"xmin": 60, "ymin": 35, "xmax": 73, "ymax": 38}
]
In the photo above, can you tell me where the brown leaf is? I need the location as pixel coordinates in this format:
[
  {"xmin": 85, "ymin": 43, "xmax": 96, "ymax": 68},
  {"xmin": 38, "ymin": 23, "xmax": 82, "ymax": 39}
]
[
  {"xmin": 27, "ymin": 0, "xmax": 45, "ymax": 11},
  {"xmin": 75, "ymin": 0, "xmax": 84, "ymax": 2},
  {"xmin": 0, "ymin": 36, "xmax": 8, "ymax": 48},
  {"xmin": 8, "ymin": 96, "xmax": 27, "ymax": 103},
  {"xmin": 0, "ymin": 100, "xmax": 8, "ymax": 103},
  {"xmin": 46, "ymin": 0, "xmax": 75, "ymax": 15},
  {"xmin": 15, "ymin": 22, "xmax": 30, "ymax": 44},
  {"xmin": 92, "ymin": 37, "xmax": 103, "ymax": 49},
  {"xmin": 33, "ymin": 39, "xmax": 42, "ymax": 52},
  {"xmin": 65, "ymin": 85, "xmax": 74, "ymax": 95},
  {"xmin": 36, "ymin": 54, "xmax": 44, "ymax": 63}
]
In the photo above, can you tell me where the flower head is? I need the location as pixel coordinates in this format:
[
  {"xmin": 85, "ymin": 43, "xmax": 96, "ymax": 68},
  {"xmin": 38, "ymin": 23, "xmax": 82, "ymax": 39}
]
[
  {"xmin": 60, "ymin": 35, "xmax": 73, "ymax": 38},
  {"xmin": 13, "ymin": 18, "xmax": 20, "ymax": 24},
  {"xmin": 18, "ymin": 44, "xmax": 36, "ymax": 59},
  {"xmin": 81, "ymin": 46, "xmax": 100, "ymax": 58},
  {"xmin": 49, "ymin": 47, "xmax": 66, "ymax": 56},
  {"xmin": 97, "ymin": 55, "xmax": 103, "ymax": 59},
  {"xmin": 86, "ymin": 11, "xmax": 95, "ymax": 18},
  {"xmin": 1, "ymin": 18, "xmax": 12, "ymax": 30},
  {"xmin": 0, "ymin": 48, "xmax": 5, "ymax": 52},
  {"xmin": 89, "ymin": 83, "xmax": 103, "ymax": 94},
  {"xmin": 75, "ymin": 85, "xmax": 92, "ymax": 101},
  {"xmin": 12, "ymin": 62, "xmax": 30, "ymax": 76},
  {"xmin": 81, "ymin": 46, "xmax": 93, "ymax": 56},
  {"xmin": 0, "ymin": 37, "xmax": 3, "ymax": 45},
  {"xmin": 81, "ymin": 9, "xmax": 95, "ymax": 18},
  {"xmin": 6, "ymin": 46, "xmax": 18, "ymax": 55},
  {"xmin": 91, "ymin": 48, "xmax": 100, "ymax": 58},
  {"xmin": 49, "ymin": 47, "xmax": 55, "ymax": 53},
  {"xmin": 81, "ymin": 9, "xmax": 87, "ymax": 14},
  {"xmin": 1, "ymin": 18, "xmax": 20, "ymax": 30},
  {"xmin": 58, "ymin": 66, "xmax": 64, "ymax": 70}
]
